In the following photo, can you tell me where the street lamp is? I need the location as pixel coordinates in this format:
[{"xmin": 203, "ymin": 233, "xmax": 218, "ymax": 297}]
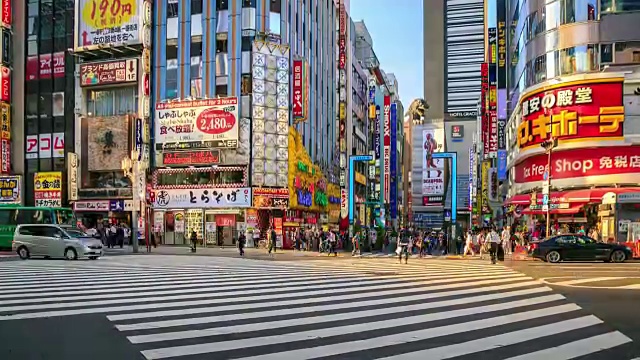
[
  {"xmin": 122, "ymin": 150, "xmax": 148, "ymax": 253},
  {"xmin": 541, "ymin": 137, "xmax": 558, "ymax": 238}
]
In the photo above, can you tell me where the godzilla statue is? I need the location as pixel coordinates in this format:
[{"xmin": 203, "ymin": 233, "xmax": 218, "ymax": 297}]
[{"xmin": 405, "ymin": 98, "xmax": 429, "ymax": 121}]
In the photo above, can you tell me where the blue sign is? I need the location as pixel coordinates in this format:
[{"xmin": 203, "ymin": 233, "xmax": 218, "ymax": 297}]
[
  {"xmin": 542, "ymin": 194, "xmax": 549, "ymax": 205},
  {"xmin": 432, "ymin": 152, "xmax": 458, "ymax": 222},
  {"xmin": 348, "ymin": 155, "xmax": 373, "ymax": 224},
  {"xmin": 297, "ymin": 190, "xmax": 312, "ymax": 207},
  {"xmin": 135, "ymin": 118, "xmax": 143, "ymax": 161},
  {"xmin": 390, "ymin": 103, "xmax": 398, "ymax": 220},
  {"xmin": 374, "ymin": 105, "xmax": 381, "ymax": 160},
  {"xmin": 109, "ymin": 200, "xmax": 125, "ymax": 212},
  {"xmin": 497, "ymin": 150, "xmax": 507, "ymax": 180},
  {"xmin": 368, "ymin": 86, "xmax": 376, "ymax": 104}
]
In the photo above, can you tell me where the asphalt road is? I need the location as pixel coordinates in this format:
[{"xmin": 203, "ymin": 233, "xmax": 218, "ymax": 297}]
[{"xmin": 0, "ymin": 254, "xmax": 638, "ymax": 359}]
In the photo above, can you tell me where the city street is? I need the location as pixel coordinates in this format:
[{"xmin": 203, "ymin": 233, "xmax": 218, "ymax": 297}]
[{"xmin": 0, "ymin": 255, "xmax": 638, "ymax": 359}]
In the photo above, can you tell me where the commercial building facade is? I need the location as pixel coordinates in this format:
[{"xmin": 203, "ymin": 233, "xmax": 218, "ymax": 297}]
[{"xmin": 500, "ymin": 0, "xmax": 640, "ymax": 252}]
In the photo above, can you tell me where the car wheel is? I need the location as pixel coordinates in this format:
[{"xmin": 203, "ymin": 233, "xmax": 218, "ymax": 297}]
[
  {"xmin": 610, "ymin": 250, "xmax": 626, "ymax": 263},
  {"xmin": 88, "ymin": 256, "xmax": 98, "ymax": 260},
  {"xmin": 17, "ymin": 246, "xmax": 30, "ymax": 260},
  {"xmin": 546, "ymin": 250, "xmax": 562, "ymax": 263},
  {"xmin": 64, "ymin": 248, "xmax": 77, "ymax": 260}
]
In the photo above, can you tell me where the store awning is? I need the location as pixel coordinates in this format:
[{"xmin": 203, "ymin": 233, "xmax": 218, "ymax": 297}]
[
  {"xmin": 564, "ymin": 187, "xmax": 640, "ymax": 203},
  {"xmin": 504, "ymin": 192, "xmax": 567, "ymax": 206}
]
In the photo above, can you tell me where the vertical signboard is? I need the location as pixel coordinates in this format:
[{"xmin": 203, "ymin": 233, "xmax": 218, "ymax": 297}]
[
  {"xmin": 292, "ymin": 59, "xmax": 308, "ymax": 123},
  {"xmin": 480, "ymin": 63, "xmax": 489, "ymax": 158},
  {"xmin": 481, "ymin": 160, "xmax": 492, "ymax": 216},
  {"xmin": 497, "ymin": 0, "xmax": 507, "ymax": 89},
  {"xmin": 0, "ymin": 102, "xmax": 8, "ymax": 173},
  {"xmin": 67, "ymin": 152, "xmax": 79, "ymax": 201},
  {"xmin": 383, "ymin": 95, "xmax": 391, "ymax": 204},
  {"xmin": 338, "ymin": 2, "xmax": 348, "ymax": 218},
  {"xmin": 488, "ymin": 28, "xmax": 497, "ymax": 64},
  {"xmin": 390, "ymin": 103, "xmax": 397, "ymax": 220},
  {"xmin": 488, "ymin": 65, "xmax": 498, "ymax": 158}
]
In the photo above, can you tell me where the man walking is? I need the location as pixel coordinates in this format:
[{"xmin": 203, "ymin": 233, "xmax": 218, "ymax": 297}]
[{"xmin": 268, "ymin": 226, "xmax": 277, "ymax": 255}]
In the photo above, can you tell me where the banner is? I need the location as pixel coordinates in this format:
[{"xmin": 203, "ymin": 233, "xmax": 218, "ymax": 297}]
[
  {"xmin": 516, "ymin": 80, "xmax": 624, "ymax": 149},
  {"xmin": 390, "ymin": 103, "xmax": 397, "ymax": 219},
  {"xmin": 515, "ymin": 146, "xmax": 640, "ymax": 183},
  {"xmin": 0, "ymin": 175, "xmax": 20, "ymax": 203},
  {"xmin": 80, "ymin": 59, "xmax": 138, "ymax": 87},
  {"xmin": 155, "ymin": 97, "xmax": 239, "ymax": 149},
  {"xmin": 421, "ymin": 128, "xmax": 445, "ymax": 196},
  {"xmin": 152, "ymin": 188, "xmax": 252, "ymax": 209},
  {"xmin": 292, "ymin": 59, "xmax": 308, "ymax": 122},
  {"xmin": 34, "ymin": 172, "xmax": 62, "ymax": 207},
  {"xmin": 75, "ymin": 0, "xmax": 149, "ymax": 49},
  {"xmin": 383, "ymin": 96, "xmax": 391, "ymax": 203}
]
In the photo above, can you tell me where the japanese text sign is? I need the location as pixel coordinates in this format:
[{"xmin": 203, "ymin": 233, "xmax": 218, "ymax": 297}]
[
  {"xmin": 1, "ymin": 101, "xmax": 9, "ymax": 140},
  {"xmin": 76, "ymin": 0, "xmax": 143, "ymax": 49},
  {"xmin": 517, "ymin": 81, "xmax": 624, "ymax": 149},
  {"xmin": 515, "ymin": 146, "xmax": 640, "ymax": 183},
  {"xmin": 34, "ymin": 172, "xmax": 62, "ymax": 207},
  {"xmin": 152, "ymin": 188, "xmax": 252, "ymax": 209},
  {"xmin": 383, "ymin": 95, "xmax": 391, "ymax": 203},
  {"xmin": 0, "ymin": 175, "xmax": 20, "ymax": 203},
  {"xmin": 292, "ymin": 59, "xmax": 308, "ymax": 122},
  {"xmin": 162, "ymin": 150, "xmax": 220, "ymax": 166},
  {"xmin": 26, "ymin": 52, "xmax": 65, "ymax": 81},
  {"xmin": 80, "ymin": 59, "xmax": 137, "ymax": 87},
  {"xmin": 253, "ymin": 187, "xmax": 290, "ymax": 208},
  {"xmin": 0, "ymin": 65, "xmax": 9, "ymax": 102},
  {"xmin": 155, "ymin": 97, "xmax": 239, "ymax": 149},
  {"xmin": 0, "ymin": 139, "xmax": 9, "ymax": 173},
  {"xmin": 1, "ymin": 0, "xmax": 11, "ymax": 28}
]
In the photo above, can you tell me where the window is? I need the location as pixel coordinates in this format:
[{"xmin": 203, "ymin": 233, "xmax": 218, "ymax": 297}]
[
  {"xmin": 216, "ymin": 84, "xmax": 228, "ymax": 96},
  {"xmin": 241, "ymin": 36, "xmax": 253, "ymax": 52},
  {"xmin": 192, "ymin": 0, "xmax": 203, "ymax": 14},
  {"xmin": 86, "ymin": 87, "xmax": 138, "ymax": 116},
  {"xmin": 241, "ymin": 74, "xmax": 252, "ymax": 95},
  {"xmin": 217, "ymin": 0, "xmax": 228, "ymax": 11},
  {"xmin": 243, "ymin": 0, "xmax": 256, "ymax": 7},
  {"xmin": 157, "ymin": 169, "xmax": 245, "ymax": 187},
  {"xmin": 168, "ymin": 1, "xmax": 178, "ymax": 18},
  {"xmin": 86, "ymin": 171, "xmax": 131, "ymax": 189},
  {"xmin": 216, "ymin": 39, "xmax": 228, "ymax": 53},
  {"xmin": 601, "ymin": 43, "xmax": 613, "ymax": 63}
]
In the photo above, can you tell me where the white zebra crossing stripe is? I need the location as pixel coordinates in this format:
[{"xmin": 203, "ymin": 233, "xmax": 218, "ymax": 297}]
[
  {"xmin": 0, "ymin": 256, "xmax": 633, "ymax": 360},
  {"xmin": 142, "ymin": 304, "xmax": 580, "ymax": 359}
]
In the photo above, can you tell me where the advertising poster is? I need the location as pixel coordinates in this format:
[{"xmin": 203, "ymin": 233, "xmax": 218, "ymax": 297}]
[
  {"xmin": 52, "ymin": 92, "xmax": 64, "ymax": 117},
  {"xmin": 155, "ymin": 97, "xmax": 239, "ymax": 149},
  {"xmin": 390, "ymin": 103, "xmax": 397, "ymax": 220},
  {"xmin": 34, "ymin": 172, "xmax": 62, "ymax": 207},
  {"xmin": 80, "ymin": 59, "xmax": 138, "ymax": 87},
  {"xmin": 383, "ymin": 96, "xmax": 391, "ymax": 203},
  {"xmin": 75, "ymin": 0, "xmax": 147, "ymax": 49},
  {"xmin": 421, "ymin": 128, "xmax": 445, "ymax": 196},
  {"xmin": 84, "ymin": 115, "xmax": 130, "ymax": 171},
  {"xmin": 516, "ymin": 80, "xmax": 624, "ymax": 149},
  {"xmin": 0, "ymin": 175, "xmax": 20, "ymax": 203}
]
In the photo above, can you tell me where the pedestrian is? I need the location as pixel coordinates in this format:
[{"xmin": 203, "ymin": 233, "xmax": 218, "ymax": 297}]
[
  {"xmin": 329, "ymin": 231, "xmax": 338, "ymax": 256},
  {"xmin": 268, "ymin": 226, "xmax": 277, "ymax": 255},
  {"xmin": 463, "ymin": 230, "xmax": 476, "ymax": 257},
  {"xmin": 487, "ymin": 226, "xmax": 501, "ymax": 264},
  {"xmin": 351, "ymin": 231, "xmax": 360, "ymax": 256},
  {"xmin": 397, "ymin": 231, "xmax": 409, "ymax": 264},
  {"xmin": 190, "ymin": 230, "xmax": 198, "ymax": 253},
  {"xmin": 238, "ymin": 231, "xmax": 246, "ymax": 257}
]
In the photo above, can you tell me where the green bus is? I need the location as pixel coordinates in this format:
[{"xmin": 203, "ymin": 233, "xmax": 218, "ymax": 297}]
[{"xmin": 0, "ymin": 206, "xmax": 76, "ymax": 250}]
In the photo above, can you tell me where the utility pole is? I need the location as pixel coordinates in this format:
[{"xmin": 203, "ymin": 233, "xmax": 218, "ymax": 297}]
[{"xmin": 541, "ymin": 137, "xmax": 558, "ymax": 238}]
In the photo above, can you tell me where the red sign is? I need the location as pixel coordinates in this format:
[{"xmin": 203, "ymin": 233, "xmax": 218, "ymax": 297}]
[
  {"xmin": 292, "ymin": 60, "xmax": 305, "ymax": 120},
  {"xmin": 488, "ymin": 85, "xmax": 498, "ymax": 155},
  {"xmin": 197, "ymin": 108, "xmax": 236, "ymax": 134},
  {"xmin": 80, "ymin": 59, "xmax": 137, "ymax": 87},
  {"xmin": 143, "ymin": 73, "xmax": 150, "ymax": 96},
  {"xmin": 215, "ymin": 214, "xmax": 236, "ymax": 227},
  {"xmin": 1, "ymin": 0, "xmax": 10, "ymax": 28},
  {"xmin": 517, "ymin": 81, "xmax": 624, "ymax": 149},
  {"xmin": 0, "ymin": 66, "xmax": 8, "ymax": 102},
  {"xmin": 162, "ymin": 150, "xmax": 220, "ymax": 165},
  {"xmin": 480, "ymin": 63, "xmax": 489, "ymax": 156},
  {"xmin": 514, "ymin": 146, "xmax": 640, "ymax": 183},
  {"xmin": 253, "ymin": 188, "xmax": 289, "ymax": 208},
  {"xmin": 383, "ymin": 95, "xmax": 391, "ymax": 203},
  {"xmin": 26, "ymin": 52, "xmax": 65, "ymax": 81}
]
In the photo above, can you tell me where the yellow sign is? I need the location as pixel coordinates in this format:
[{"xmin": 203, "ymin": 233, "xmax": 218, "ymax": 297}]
[
  {"xmin": 82, "ymin": 0, "xmax": 137, "ymax": 29},
  {"xmin": 0, "ymin": 102, "xmax": 9, "ymax": 140},
  {"xmin": 34, "ymin": 172, "xmax": 62, "ymax": 207},
  {"xmin": 339, "ymin": 103, "xmax": 346, "ymax": 120},
  {"xmin": 355, "ymin": 172, "xmax": 366, "ymax": 185},
  {"xmin": 369, "ymin": 104, "xmax": 376, "ymax": 119}
]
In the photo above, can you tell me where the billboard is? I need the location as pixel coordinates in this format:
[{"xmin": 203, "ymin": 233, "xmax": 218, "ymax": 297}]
[
  {"xmin": 152, "ymin": 188, "xmax": 252, "ymax": 209},
  {"xmin": 155, "ymin": 97, "xmax": 239, "ymax": 149},
  {"xmin": 26, "ymin": 52, "xmax": 65, "ymax": 81},
  {"xmin": 250, "ymin": 40, "xmax": 290, "ymax": 188},
  {"xmin": 34, "ymin": 172, "xmax": 62, "ymax": 207},
  {"xmin": 292, "ymin": 59, "xmax": 308, "ymax": 122},
  {"xmin": 421, "ymin": 128, "xmax": 445, "ymax": 196},
  {"xmin": 515, "ymin": 146, "xmax": 640, "ymax": 183},
  {"xmin": 75, "ymin": 0, "xmax": 151, "ymax": 49},
  {"xmin": 0, "ymin": 175, "xmax": 20, "ymax": 204},
  {"xmin": 80, "ymin": 59, "xmax": 138, "ymax": 87},
  {"xmin": 390, "ymin": 103, "xmax": 397, "ymax": 220},
  {"xmin": 517, "ymin": 80, "xmax": 624, "ymax": 149},
  {"xmin": 383, "ymin": 95, "xmax": 391, "ymax": 203}
]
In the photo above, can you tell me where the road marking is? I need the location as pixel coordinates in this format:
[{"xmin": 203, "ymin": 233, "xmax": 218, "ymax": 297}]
[
  {"xmin": 503, "ymin": 331, "xmax": 631, "ymax": 359},
  {"xmin": 617, "ymin": 284, "xmax": 640, "ymax": 289},
  {"xmin": 551, "ymin": 277, "xmax": 622, "ymax": 286},
  {"xmin": 376, "ymin": 316, "xmax": 603, "ymax": 359}
]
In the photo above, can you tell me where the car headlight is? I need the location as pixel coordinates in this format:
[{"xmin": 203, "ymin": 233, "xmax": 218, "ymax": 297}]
[{"xmin": 625, "ymin": 247, "xmax": 632, "ymax": 252}]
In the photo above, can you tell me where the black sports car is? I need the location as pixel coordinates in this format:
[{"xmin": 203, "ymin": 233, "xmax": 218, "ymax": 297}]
[{"xmin": 529, "ymin": 234, "xmax": 632, "ymax": 263}]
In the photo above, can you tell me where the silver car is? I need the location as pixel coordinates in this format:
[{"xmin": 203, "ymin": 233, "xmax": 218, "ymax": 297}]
[{"xmin": 12, "ymin": 224, "xmax": 103, "ymax": 260}]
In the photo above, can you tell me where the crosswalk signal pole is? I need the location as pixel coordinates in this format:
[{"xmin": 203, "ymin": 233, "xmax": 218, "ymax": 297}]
[{"xmin": 541, "ymin": 138, "xmax": 557, "ymax": 238}]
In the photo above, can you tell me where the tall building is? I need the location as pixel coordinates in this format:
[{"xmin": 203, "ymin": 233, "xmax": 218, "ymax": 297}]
[
  {"xmin": 420, "ymin": 0, "xmax": 483, "ymax": 230},
  {"xmin": 499, "ymin": 0, "xmax": 640, "ymax": 252},
  {"xmin": 150, "ymin": 0, "xmax": 339, "ymax": 244}
]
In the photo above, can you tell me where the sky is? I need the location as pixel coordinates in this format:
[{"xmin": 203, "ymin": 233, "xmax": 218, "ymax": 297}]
[{"xmin": 349, "ymin": 0, "xmax": 424, "ymax": 111}]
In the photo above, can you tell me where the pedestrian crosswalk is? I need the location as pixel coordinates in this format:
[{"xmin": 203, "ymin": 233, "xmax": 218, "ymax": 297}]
[{"xmin": 0, "ymin": 255, "xmax": 636, "ymax": 359}]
